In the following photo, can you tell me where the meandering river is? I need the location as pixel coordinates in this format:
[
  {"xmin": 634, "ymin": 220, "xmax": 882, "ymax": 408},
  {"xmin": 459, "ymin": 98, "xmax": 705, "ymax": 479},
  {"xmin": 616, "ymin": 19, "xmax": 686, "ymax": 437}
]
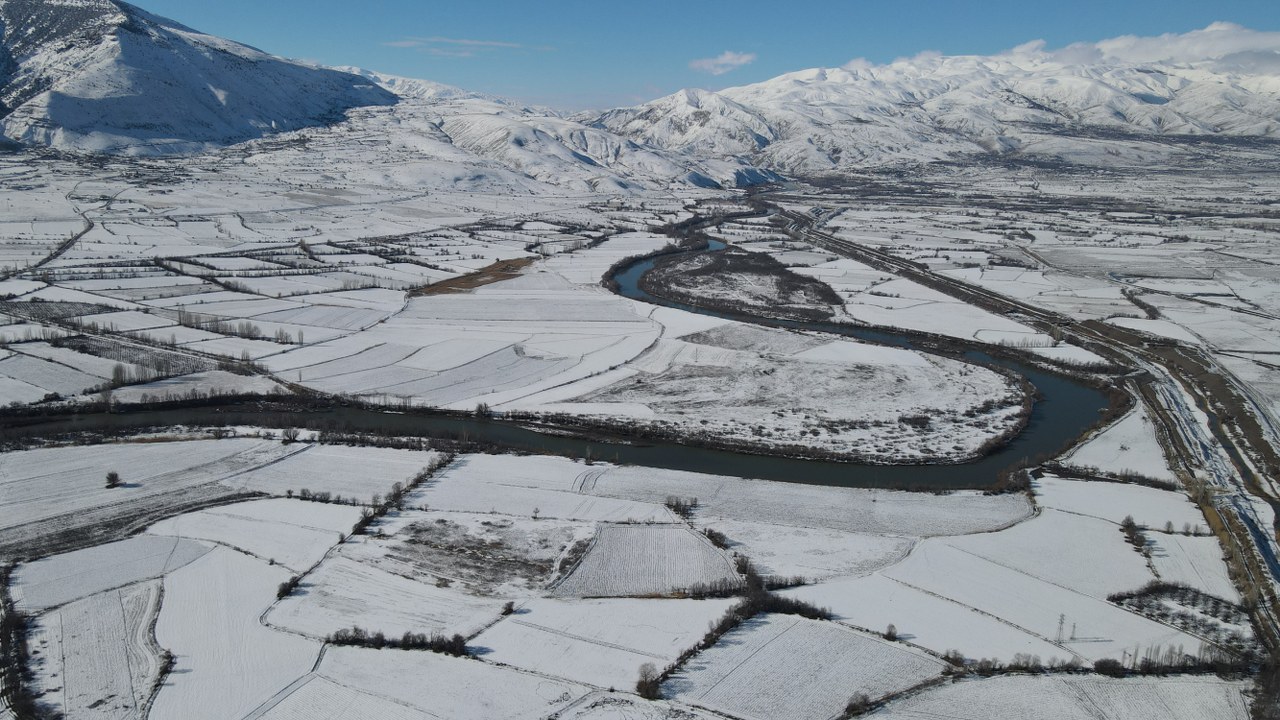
[{"xmin": 0, "ymin": 241, "xmax": 1111, "ymax": 490}]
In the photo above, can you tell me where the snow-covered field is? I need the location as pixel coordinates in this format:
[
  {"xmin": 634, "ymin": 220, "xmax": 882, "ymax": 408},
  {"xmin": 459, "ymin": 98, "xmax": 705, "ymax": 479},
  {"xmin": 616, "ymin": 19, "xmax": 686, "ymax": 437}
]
[
  {"xmin": 27, "ymin": 581, "xmax": 167, "ymax": 720},
  {"xmin": 150, "ymin": 547, "xmax": 321, "ymax": 720},
  {"xmin": 145, "ymin": 498, "xmax": 362, "ymax": 572},
  {"xmin": 0, "ymin": 429, "xmax": 1253, "ymax": 720},
  {"xmin": 0, "ymin": 438, "xmax": 296, "ymax": 558},
  {"xmin": 553, "ymin": 692, "xmax": 722, "ymax": 720},
  {"xmin": 562, "ymin": 323, "xmax": 1028, "ymax": 462},
  {"xmin": 12, "ymin": 535, "xmax": 210, "ymax": 611},
  {"xmin": 860, "ymin": 532, "xmax": 1203, "ymax": 664},
  {"xmin": 0, "ymin": 438, "xmax": 289, "ymax": 531},
  {"xmin": 0, "ymin": 348, "xmax": 112, "ymax": 402},
  {"xmin": 266, "ymin": 271, "xmax": 662, "ymax": 411},
  {"xmin": 872, "ymin": 674, "xmax": 1249, "ymax": 720},
  {"xmin": 1033, "ymin": 475, "xmax": 1206, "ymax": 532},
  {"xmin": 248, "ymin": 675, "xmax": 429, "ymax": 720},
  {"xmin": 309, "ymin": 645, "xmax": 589, "ymax": 719},
  {"xmin": 406, "ymin": 454, "xmax": 675, "ymax": 523},
  {"xmin": 780, "ymin": 468, "xmax": 1239, "ymax": 665},
  {"xmin": 693, "ymin": 519, "xmax": 915, "ymax": 580},
  {"xmin": 223, "ymin": 443, "xmax": 437, "ymax": 501},
  {"xmin": 666, "ymin": 614, "xmax": 946, "ymax": 720},
  {"xmin": 552, "ymin": 524, "xmax": 740, "ymax": 598},
  {"xmin": 941, "ymin": 508, "xmax": 1152, "ymax": 599},
  {"xmin": 830, "ymin": 269, "xmax": 1054, "ymax": 346},
  {"xmin": 0, "ymin": 131, "xmax": 742, "ymax": 432},
  {"xmin": 1061, "ymin": 405, "xmax": 1178, "ymax": 482},
  {"xmin": 101, "ymin": 370, "xmax": 289, "ymax": 404},
  {"xmin": 792, "ymin": 573, "xmax": 1069, "ymax": 661},
  {"xmin": 592, "ymin": 465, "xmax": 1032, "ymax": 537},
  {"xmin": 474, "ymin": 598, "xmax": 737, "ymax": 688},
  {"xmin": 1152, "ymin": 533, "xmax": 1240, "ymax": 602},
  {"xmin": 724, "ymin": 240, "xmax": 1057, "ymax": 349},
  {"xmin": 266, "ymin": 554, "xmax": 507, "ymax": 639}
]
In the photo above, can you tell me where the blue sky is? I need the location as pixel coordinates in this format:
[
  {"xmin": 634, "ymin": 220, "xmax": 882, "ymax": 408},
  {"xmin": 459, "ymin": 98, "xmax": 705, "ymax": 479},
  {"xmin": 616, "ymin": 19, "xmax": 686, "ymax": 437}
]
[{"xmin": 141, "ymin": 0, "xmax": 1279, "ymax": 109}]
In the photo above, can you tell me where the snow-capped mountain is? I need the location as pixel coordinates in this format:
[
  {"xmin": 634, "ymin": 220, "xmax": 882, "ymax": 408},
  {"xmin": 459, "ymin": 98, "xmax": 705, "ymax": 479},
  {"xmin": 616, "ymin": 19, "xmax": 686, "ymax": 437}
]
[
  {"xmin": 0, "ymin": 0, "xmax": 398, "ymax": 154},
  {"xmin": 11, "ymin": 1, "xmax": 1273, "ymax": 184},
  {"xmin": 0, "ymin": 1, "xmax": 772, "ymax": 190},
  {"xmin": 590, "ymin": 24, "xmax": 1280, "ymax": 172},
  {"xmin": 593, "ymin": 88, "xmax": 777, "ymax": 159},
  {"xmin": 321, "ymin": 70, "xmax": 777, "ymax": 191}
]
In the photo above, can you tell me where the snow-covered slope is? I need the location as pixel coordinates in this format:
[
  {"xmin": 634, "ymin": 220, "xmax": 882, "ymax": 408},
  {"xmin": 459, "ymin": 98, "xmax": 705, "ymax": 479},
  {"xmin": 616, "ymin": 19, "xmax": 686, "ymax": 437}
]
[
  {"xmin": 591, "ymin": 24, "xmax": 1280, "ymax": 173},
  {"xmin": 0, "ymin": 3, "xmax": 773, "ymax": 190},
  {"xmin": 332, "ymin": 70, "xmax": 776, "ymax": 191},
  {"xmin": 28, "ymin": 2, "xmax": 1273, "ymax": 183},
  {"xmin": 593, "ymin": 88, "xmax": 777, "ymax": 158},
  {"xmin": 0, "ymin": 0, "xmax": 398, "ymax": 154}
]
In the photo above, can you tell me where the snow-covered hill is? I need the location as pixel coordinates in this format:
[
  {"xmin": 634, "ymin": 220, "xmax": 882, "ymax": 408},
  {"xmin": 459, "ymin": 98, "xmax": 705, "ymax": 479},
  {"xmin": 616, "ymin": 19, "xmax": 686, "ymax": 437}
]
[
  {"xmin": 590, "ymin": 24, "xmax": 1280, "ymax": 173},
  {"xmin": 0, "ymin": 0, "xmax": 398, "ymax": 154},
  {"xmin": 12, "ymin": 2, "xmax": 1273, "ymax": 184},
  {"xmin": 0, "ymin": 2, "xmax": 773, "ymax": 190},
  {"xmin": 324, "ymin": 70, "xmax": 777, "ymax": 192}
]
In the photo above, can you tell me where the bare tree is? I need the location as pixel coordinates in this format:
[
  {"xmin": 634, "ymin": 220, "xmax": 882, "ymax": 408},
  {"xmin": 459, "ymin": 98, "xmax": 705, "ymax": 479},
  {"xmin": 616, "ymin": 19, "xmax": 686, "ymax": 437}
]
[
  {"xmin": 845, "ymin": 693, "xmax": 871, "ymax": 716},
  {"xmin": 636, "ymin": 662, "xmax": 661, "ymax": 700}
]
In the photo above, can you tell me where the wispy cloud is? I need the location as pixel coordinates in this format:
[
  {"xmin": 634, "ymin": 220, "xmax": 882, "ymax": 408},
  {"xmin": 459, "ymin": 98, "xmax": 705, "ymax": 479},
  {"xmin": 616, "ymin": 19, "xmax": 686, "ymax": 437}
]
[
  {"xmin": 840, "ymin": 23, "xmax": 1280, "ymax": 76},
  {"xmin": 425, "ymin": 37, "xmax": 527, "ymax": 49},
  {"xmin": 1011, "ymin": 22, "xmax": 1280, "ymax": 65},
  {"xmin": 383, "ymin": 36, "xmax": 553, "ymax": 58},
  {"xmin": 690, "ymin": 51, "xmax": 757, "ymax": 75}
]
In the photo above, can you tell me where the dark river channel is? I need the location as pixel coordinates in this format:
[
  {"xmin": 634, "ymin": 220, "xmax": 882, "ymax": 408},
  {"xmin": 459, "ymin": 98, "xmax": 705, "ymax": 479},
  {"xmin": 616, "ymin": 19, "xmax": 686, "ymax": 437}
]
[{"xmin": 1, "ymin": 241, "xmax": 1111, "ymax": 491}]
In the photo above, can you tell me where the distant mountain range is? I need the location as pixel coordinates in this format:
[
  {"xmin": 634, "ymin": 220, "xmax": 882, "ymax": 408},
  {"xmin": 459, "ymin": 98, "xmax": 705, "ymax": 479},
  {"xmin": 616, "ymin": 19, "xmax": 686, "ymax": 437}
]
[
  {"xmin": 589, "ymin": 32, "xmax": 1280, "ymax": 172},
  {"xmin": 0, "ymin": 0, "xmax": 772, "ymax": 190},
  {"xmin": 3, "ymin": 0, "xmax": 1278, "ymax": 183},
  {"xmin": 333, "ymin": 68, "xmax": 778, "ymax": 192}
]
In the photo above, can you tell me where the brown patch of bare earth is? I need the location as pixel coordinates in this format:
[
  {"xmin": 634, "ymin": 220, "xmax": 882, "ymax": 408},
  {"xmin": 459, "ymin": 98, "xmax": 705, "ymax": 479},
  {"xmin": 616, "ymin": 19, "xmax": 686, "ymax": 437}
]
[{"xmin": 409, "ymin": 257, "xmax": 537, "ymax": 297}]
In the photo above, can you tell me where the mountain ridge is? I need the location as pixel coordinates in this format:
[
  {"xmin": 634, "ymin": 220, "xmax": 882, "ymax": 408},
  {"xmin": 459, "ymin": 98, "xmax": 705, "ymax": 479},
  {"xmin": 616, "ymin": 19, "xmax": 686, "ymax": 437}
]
[
  {"xmin": 0, "ymin": 0, "xmax": 774, "ymax": 191},
  {"xmin": 0, "ymin": 0, "xmax": 397, "ymax": 154},
  {"xmin": 4, "ymin": 3, "xmax": 1277, "ymax": 182},
  {"xmin": 588, "ymin": 26, "xmax": 1280, "ymax": 172}
]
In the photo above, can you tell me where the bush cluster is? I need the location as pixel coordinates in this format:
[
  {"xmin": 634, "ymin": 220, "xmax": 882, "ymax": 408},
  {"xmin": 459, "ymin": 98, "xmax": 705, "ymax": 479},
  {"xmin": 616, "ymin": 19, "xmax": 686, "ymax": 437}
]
[
  {"xmin": 327, "ymin": 627, "xmax": 467, "ymax": 656},
  {"xmin": 664, "ymin": 495, "xmax": 698, "ymax": 518}
]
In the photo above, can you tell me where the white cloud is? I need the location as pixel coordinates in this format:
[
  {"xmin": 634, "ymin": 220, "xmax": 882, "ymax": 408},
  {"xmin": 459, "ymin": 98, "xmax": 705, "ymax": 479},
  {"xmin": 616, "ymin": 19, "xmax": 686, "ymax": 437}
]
[
  {"xmin": 894, "ymin": 49, "xmax": 943, "ymax": 67},
  {"xmin": 1043, "ymin": 42, "xmax": 1104, "ymax": 65},
  {"xmin": 690, "ymin": 51, "xmax": 757, "ymax": 75},
  {"xmin": 421, "ymin": 36, "xmax": 528, "ymax": 49},
  {"xmin": 842, "ymin": 23, "xmax": 1280, "ymax": 73},
  {"xmin": 1105, "ymin": 22, "xmax": 1280, "ymax": 63},
  {"xmin": 1032, "ymin": 22, "xmax": 1280, "ymax": 65}
]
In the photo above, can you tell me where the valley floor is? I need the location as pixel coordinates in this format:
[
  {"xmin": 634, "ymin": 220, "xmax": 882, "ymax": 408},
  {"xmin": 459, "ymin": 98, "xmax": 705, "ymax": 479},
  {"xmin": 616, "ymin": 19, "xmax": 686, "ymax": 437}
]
[
  {"xmin": 1, "ymin": 434, "xmax": 1257, "ymax": 720},
  {"xmin": 1, "ymin": 150, "xmax": 1277, "ymax": 719}
]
